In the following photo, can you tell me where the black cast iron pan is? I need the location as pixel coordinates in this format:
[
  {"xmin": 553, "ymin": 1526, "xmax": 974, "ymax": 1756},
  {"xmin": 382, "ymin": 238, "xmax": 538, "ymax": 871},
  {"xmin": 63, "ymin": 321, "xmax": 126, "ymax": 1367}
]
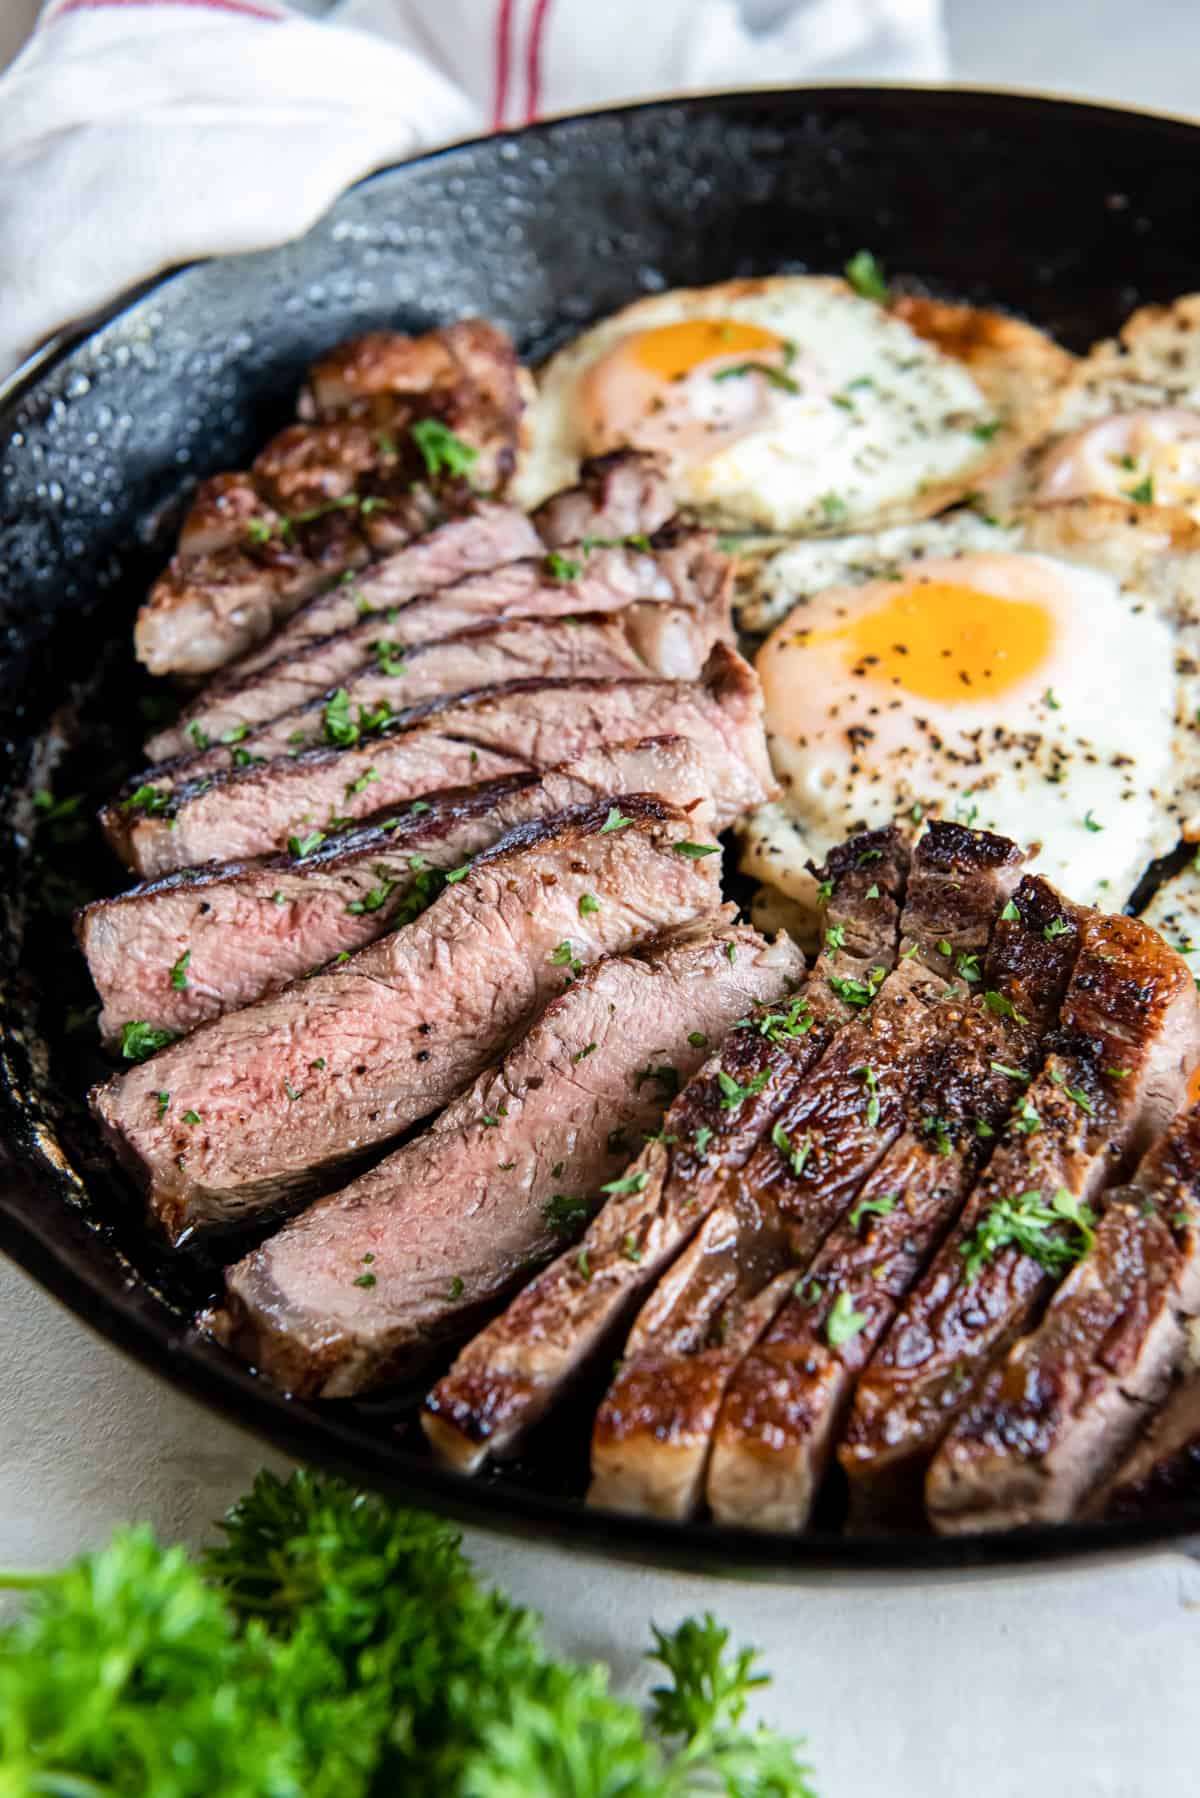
[{"xmin": 4, "ymin": 85, "xmax": 1200, "ymax": 1577}]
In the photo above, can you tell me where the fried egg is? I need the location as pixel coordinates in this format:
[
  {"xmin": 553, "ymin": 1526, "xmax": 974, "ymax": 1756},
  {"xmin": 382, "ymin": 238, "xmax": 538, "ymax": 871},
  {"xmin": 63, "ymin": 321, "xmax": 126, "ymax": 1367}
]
[
  {"xmin": 515, "ymin": 279, "xmax": 1071, "ymax": 534},
  {"xmin": 740, "ymin": 504, "xmax": 1200, "ymax": 919}
]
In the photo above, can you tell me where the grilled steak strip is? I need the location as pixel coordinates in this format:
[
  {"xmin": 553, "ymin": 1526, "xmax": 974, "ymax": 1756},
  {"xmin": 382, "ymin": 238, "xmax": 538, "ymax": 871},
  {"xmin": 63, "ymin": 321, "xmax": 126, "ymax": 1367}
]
[
  {"xmin": 91, "ymin": 797, "xmax": 720, "ymax": 1241},
  {"xmin": 79, "ymin": 739, "xmax": 713, "ymax": 1043},
  {"xmin": 840, "ymin": 911, "xmax": 1200, "ymax": 1524},
  {"xmin": 532, "ymin": 452, "xmax": 676, "ymax": 547},
  {"xmin": 105, "ymin": 646, "xmax": 773, "ymax": 878},
  {"xmin": 141, "ymin": 610, "xmax": 714, "ymax": 786},
  {"xmin": 135, "ymin": 320, "xmax": 525, "ymax": 677},
  {"xmin": 208, "ymin": 912, "xmax": 798, "ymax": 1399},
  {"xmin": 705, "ymin": 873, "xmax": 1081, "ymax": 1532},
  {"xmin": 420, "ymin": 825, "xmax": 905, "ymax": 1476},
  {"xmin": 927, "ymin": 1104, "xmax": 1200, "ymax": 1533},
  {"xmin": 152, "ymin": 529, "xmax": 731, "ymax": 757},
  {"xmin": 588, "ymin": 823, "xmax": 1024, "ymax": 1521},
  {"xmin": 146, "ymin": 506, "xmax": 542, "ymax": 758},
  {"xmin": 1093, "ymin": 1361, "xmax": 1200, "ymax": 1520}
]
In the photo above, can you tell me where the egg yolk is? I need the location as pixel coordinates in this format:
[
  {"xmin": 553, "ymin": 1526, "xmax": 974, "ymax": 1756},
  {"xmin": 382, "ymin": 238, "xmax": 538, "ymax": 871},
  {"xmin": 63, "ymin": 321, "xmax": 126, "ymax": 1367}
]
[
  {"xmin": 800, "ymin": 579, "xmax": 1056, "ymax": 703},
  {"xmin": 621, "ymin": 318, "xmax": 786, "ymax": 379}
]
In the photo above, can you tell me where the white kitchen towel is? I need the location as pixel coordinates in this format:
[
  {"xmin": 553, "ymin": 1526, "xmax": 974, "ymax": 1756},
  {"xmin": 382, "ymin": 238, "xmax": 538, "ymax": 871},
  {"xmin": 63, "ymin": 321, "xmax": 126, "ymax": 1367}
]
[{"xmin": 0, "ymin": 0, "xmax": 947, "ymax": 381}]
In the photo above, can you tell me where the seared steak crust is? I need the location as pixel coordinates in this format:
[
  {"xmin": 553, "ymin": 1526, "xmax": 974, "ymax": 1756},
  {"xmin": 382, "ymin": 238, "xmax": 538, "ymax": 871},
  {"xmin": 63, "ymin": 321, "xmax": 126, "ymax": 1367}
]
[
  {"xmin": 135, "ymin": 321, "xmax": 526, "ymax": 677},
  {"xmin": 928, "ymin": 1104, "xmax": 1200, "ymax": 1532},
  {"xmin": 91, "ymin": 797, "xmax": 720, "ymax": 1241},
  {"xmin": 589, "ymin": 823, "xmax": 1024, "ymax": 1521},
  {"xmin": 840, "ymin": 910, "xmax": 1200, "ymax": 1521},
  {"xmin": 153, "ymin": 529, "xmax": 731, "ymax": 758},
  {"xmin": 421, "ymin": 827, "xmax": 905, "ymax": 1476},
  {"xmin": 210, "ymin": 913, "xmax": 798, "ymax": 1399},
  {"xmin": 105, "ymin": 647, "xmax": 773, "ymax": 877},
  {"xmin": 1096, "ymin": 1365, "xmax": 1200, "ymax": 1519},
  {"xmin": 705, "ymin": 873, "xmax": 1080, "ymax": 1531},
  {"xmin": 78, "ymin": 739, "xmax": 715, "ymax": 1041}
]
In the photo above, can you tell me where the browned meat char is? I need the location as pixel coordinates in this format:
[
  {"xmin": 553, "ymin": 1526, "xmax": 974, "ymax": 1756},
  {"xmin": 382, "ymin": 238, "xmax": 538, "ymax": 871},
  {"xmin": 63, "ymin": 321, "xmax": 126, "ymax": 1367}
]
[
  {"xmin": 152, "ymin": 528, "xmax": 732, "ymax": 759},
  {"xmin": 704, "ymin": 873, "xmax": 1081, "ymax": 1532},
  {"xmin": 840, "ymin": 910, "xmax": 1200, "ymax": 1523},
  {"xmin": 927, "ymin": 1104, "xmax": 1200, "ymax": 1532},
  {"xmin": 147, "ymin": 505, "xmax": 542, "ymax": 758},
  {"xmin": 588, "ymin": 823, "xmax": 1025, "ymax": 1521},
  {"xmin": 105, "ymin": 646, "xmax": 774, "ymax": 878},
  {"xmin": 1095, "ymin": 1362, "xmax": 1200, "ymax": 1519},
  {"xmin": 209, "ymin": 912, "xmax": 799, "ymax": 1399},
  {"xmin": 78, "ymin": 739, "xmax": 715, "ymax": 1042},
  {"xmin": 135, "ymin": 320, "xmax": 526, "ymax": 677},
  {"xmin": 420, "ymin": 825, "xmax": 904, "ymax": 1476},
  {"xmin": 532, "ymin": 452, "xmax": 676, "ymax": 547},
  {"xmin": 141, "ymin": 610, "xmax": 717, "ymax": 787},
  {"xmin": 91, "ymin": 798, "xmax": 720, "ymax": 1240}
]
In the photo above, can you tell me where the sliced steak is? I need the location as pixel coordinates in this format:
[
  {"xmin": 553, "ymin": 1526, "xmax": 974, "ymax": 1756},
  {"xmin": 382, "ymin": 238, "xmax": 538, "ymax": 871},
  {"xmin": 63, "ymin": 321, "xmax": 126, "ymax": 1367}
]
[
  {"xmin": 1094, "ymin": 1361, "xmax": 1200, "ymax": 1519},
  {"xmin": 208, "ymin": 912, "xmax": 797, "ymax": 1398},
  {"xmin": 588, "ymin": 823, "xmax": 1025, "ymax": 1521},
  {"xmin": 146, "ymin": 505, "xmax": 542, "ymax": 757},
  {"xmin": 143, "ymin": 610, "xmax": 713, "ymax": 786},
  {"xmin": 532, "ymin": 452, "xmax": 676, "ymax": 546},
  {"xmin": 704, "ymin": 874, "xmax": 1081, "ymax": 1531},
  {"xmin": 135, "ymin": 320, "xmax": 525, "ymax": 677},
  {"xmin": 153, "ymin": 528, "xmax": 731, "ymax": 756},
  {"xmin": 79, "ymin": 738, "xmax": 714, "ymax": 1042},
  {"xmin": 840, "ymin": 910, "xmax": 1200, "ymax": 1523},
  {"xmin": 105, "ymin": 646, "xmax": 773, "ymax": 877},
  {"xmin": 420, "ymin": 825, "xmax": 905, "ymax": 1475},
  {"xmin": 92, "ymin": 797, "xmax": 719, "ymax": 1241},
  {"xmin": 927, "ymin": 1104, "xmax": 1200, "ymax": 1533}
]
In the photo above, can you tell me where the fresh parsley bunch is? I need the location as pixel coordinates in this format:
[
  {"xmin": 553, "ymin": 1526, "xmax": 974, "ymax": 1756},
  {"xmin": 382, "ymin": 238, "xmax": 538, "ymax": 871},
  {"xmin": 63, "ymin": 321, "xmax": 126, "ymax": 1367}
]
[{"xmin": 0, "ymin": 1469, "xmax": 817, "ymax": 1798}]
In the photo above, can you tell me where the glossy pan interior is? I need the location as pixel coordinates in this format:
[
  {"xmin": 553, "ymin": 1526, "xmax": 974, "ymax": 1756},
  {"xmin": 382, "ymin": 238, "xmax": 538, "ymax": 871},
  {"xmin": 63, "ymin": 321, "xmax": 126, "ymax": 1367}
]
[{"xmin": 4, "ymin": 86, "xmax": 1200, "ymax": 1576}]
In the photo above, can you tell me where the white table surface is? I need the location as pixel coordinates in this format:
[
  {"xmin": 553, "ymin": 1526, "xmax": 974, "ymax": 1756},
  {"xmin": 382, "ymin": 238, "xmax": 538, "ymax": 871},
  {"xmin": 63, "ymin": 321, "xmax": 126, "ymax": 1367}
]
[{"xmin": 7, "ymin": 5, "xmax": 1200, "ymax": 1793}]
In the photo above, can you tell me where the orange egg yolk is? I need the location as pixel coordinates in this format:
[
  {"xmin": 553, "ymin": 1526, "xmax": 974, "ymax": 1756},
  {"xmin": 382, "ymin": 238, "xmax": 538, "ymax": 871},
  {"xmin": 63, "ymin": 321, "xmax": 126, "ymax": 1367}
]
[
  {"xmin": 621, "ymin": 318, "xmax": 787, "ymax": 379},
  {"xmin": 1187, "ymin": 1062, "xmax": 1200, "ymax": 1109},
  {"xmin": 802, "ymin": 579, "xmax": 1056, "ymax": 704}
]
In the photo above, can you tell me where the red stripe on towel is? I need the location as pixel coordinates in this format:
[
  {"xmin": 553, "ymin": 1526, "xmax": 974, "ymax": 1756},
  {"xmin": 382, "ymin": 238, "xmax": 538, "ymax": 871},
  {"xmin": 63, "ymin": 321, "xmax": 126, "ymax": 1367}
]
[
  {"xmin": 49, "ymin": 0, "xmax": 283, "ymax": 22},
  {"xmin": 491, "ymin": 0, "xmax": 516, "ymax": 131},
  {"xmin": 525, "ymin": 0, "xmax": 554, "ymax": 122}
]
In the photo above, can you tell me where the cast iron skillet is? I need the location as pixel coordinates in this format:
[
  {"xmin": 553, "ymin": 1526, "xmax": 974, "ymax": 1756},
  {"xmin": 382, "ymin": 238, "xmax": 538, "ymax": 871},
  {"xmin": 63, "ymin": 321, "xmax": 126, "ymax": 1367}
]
[{"xmin": 4, "ymin": 86, "xmax": 1200, "ymax": 1577}]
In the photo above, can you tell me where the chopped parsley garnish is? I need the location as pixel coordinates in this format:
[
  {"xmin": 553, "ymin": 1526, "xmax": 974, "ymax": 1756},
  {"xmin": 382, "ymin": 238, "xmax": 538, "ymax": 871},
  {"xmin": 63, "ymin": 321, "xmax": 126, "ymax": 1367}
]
[
  {"xmin": 922, "ymin": 1115, "xmax": 952, "ymax": 1155},
  {"xmin": 374, "ymin": 642, "xmax": 407, "ymax": 677},
  {"xmin": 119, "ymin": 1020, "xmax": 179, "ymax": 1062},
  {"xmin": 746, "ymin": 998, "xmax": 813, "ymax": 1042},
  {"xmin": 601, "ymin": 1170, "xmax": 649, "ymax": 1196},
  {"xmin": 849, "ymin": 1192, "xmax": 896, "ymax": 1230},
  {"xmin": 771, "ymin": 1122, "xmax": 812, "ymax": 1177},
  {"xmin": 693, "ymin": 1125, "xmax": 713, "ymax": 1157},
  {"xmin": 856, "ymin": 1065, "xmax": 881, "ymax": 1127},
  {"xmin": 444, "ymin": 863, "xmax": 470, "ymax": 884},
  {"xmin": 717, "ymin": 1068, "xmax": 771, "ymax": 1111},
  {"xmin": 1010, "ymin": 1096, "xmax": 1041, "ymax": 1136},
  {"xmin": 155, "ymin": 1092, "xmax": 170, "ymax": 1119},
  {"xmin": 956, "ymin": 951, "xmax": 981, "ymax": 983},
  {"xmin": 121, "ymin": 783, "xmax": 171, "ymax": 817},
  {"xmin": 571, "ymin": 1041, "xmax": 598, "ymax": 1063},
  {"xmin": 866, "ymin": 884, "xmax": 880, "ymax": 899},
  {"xmin": 1064, "ymin": 1084, "xmax": 1095, "ymax": 1115},
  {"xmin": 1043, "ymin": 688, "xmax": 1061, "ymax": 711},
  {"xmin": 711, "ymin": 361, "xmax": 799, "ymax": 394},
  {"xmin": 1044, "ymin": 917, "xmax": 1070, "ymax": 941},
  {"xmin": 184, "ymin": 721, "xmax": 210, "ymax": 751},
  {"xmin": 983, "ymin": 989, "xmax": 1026, "ymax": 1024},
  {"xmin": 688, "ymin": 1031, "xmax": 709, "ymax": 1048},
  {"xmin": 550, "ymin": 940, "xmax": 583, "ymax": 975},
  {"xmin": 828, "ymin": 967, "xmax": 885, "ymax": 1007},
  {"xmin": 990, "ymin": 1060, "xmax": 1029, "ymax": 1082},
  {"xmin": 310, "ymin": 1058, "xmax": 326, "ymax": 1071},
  {"xmin": 410, "ymin": 418, "xmax": 478, "ymax": 479},
  {"xmin": 622, "ymin": 1234, "xmax": 643, "ymax": 1263},
  {"xmin": 282, "ymin": 1083, "xmax": 302, "ymax": 1103},
  {"xmin": 674, "ymin": 840, "xmax": 721, "ymax": 858},
  {"xmin": 818, "ymin": 491, "xmax": 847, "ymax": 525},
  {"xmin": 825, "ymin": 1291, "xmax": 869, "ymax": 1348},
  {"xmin": 844, "ymin": 249, "xmax": 888, "ymax": 301},
  {"xmin": 169, "ymin": 949, "xmax": 191, "ymax": 991},
  {"xmin": 971, "ymin": 418, "xmax": 1002, "ymax": 441},
  {"xmin": 578, "ymin": 892, "xmax": 600, "ymax": 916},
  {"xmin": 825, "ymin": 923, "xmax": 847, "ymax": 951},
  {"xmin": 409, "ymin": 799, "xmax": 431, "ymax": 815},
  {"xmin": 1125, "ymin": 474, "xmax": 1155, "ymax": 504},
  {"xmin": 961, "ymin": 1186, "xmax": 1095, "ymax": 1280},
  {"xmin": 725, "ymin": 941, "xmax": 737, "ymax": 965},
  {"xmin": 1083, "ymin": 810, "xmax": 1103, "ymax": 833},
  {"xmin": 544, "ymin": 550, "xmax": 582, "ymax": 583},
  {"xmin": 974, "ymin": 1117, "xmax": 995, "ymax": 1139},
  {"xmin": 577, "ymin": 1248, "xmax": 591, "ymax": 1281},
  {"xmin": 288, "ymin": 830, "xmax": 325, "ymax": 858},
  {"xmin": 182, "ymin": 1110, "xmax": 201, "ymax": 1127},
  {"xmin": 446, "ymin": 1276, "xmax": 465, "ymax": 1301},
  {"xmin": 345, "ymin": 768, "xmax": 379, "ymax": 799},
  {"xmin": 544, "ymin": 1193, "xmax": 589, "ymax": 1235}
]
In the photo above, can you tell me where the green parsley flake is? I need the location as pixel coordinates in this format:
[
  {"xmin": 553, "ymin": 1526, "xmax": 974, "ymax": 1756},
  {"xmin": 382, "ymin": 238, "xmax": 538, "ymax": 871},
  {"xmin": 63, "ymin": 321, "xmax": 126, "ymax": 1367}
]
[
  {"xmin": 410, "ymin": 418, "xmax": 478, "ymax": 479},
  {"xmin": 169, "ymin": 949, "xmax": 191, "ymax": 991},
  {"xmin": 119, "ymin": 1020, "xmax": 179, "ymax": 1063},
  {"xmin": 825, "ymin": 1290, "xmax": 869, "ymax": 1347},
  {"xmin": 674, "ymin": 840, "xmax": 721, "ymax": 858},
  {"xmin": 844, "ymin": 249, "xmax": 888, "ymax": 301},
  {"xmin": 849, "ymin": 1193, "xmax": 896, "ymax": 1230}
]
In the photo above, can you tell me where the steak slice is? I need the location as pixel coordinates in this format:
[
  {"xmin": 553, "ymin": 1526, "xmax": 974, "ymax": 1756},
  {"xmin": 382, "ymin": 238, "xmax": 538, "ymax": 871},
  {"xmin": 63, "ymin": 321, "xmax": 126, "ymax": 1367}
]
[
  {"xmin": 92, "ymin": 797, "xmax": 719, "ymax": 1240},
  {"xmin": 840, "ymin": 911, "xmax": 1200, "ymax": 1523},
  {"xmin": 146, "ymin": 505, "xmax": 542, "ymax": 758},
  {"xmin": 704, "ymin": 874, "xmax": 1081, "ymax": 1531},
  {"xmin": 153, "ymin": 528, "xmax": 731, "ymax": 756},
  {"xmin": 420, "ymin": 825, "xmax": 905, "ymax": 1475},
  {"xmin": 532, "ymin": 452, "xmax": 676, "ymax": 547},
  {"xmin": 143, "ymin": 610, "xmax": 714, "ymax": 786},
  {"xmin": 208, "ymin": 911, "xmax": 798, "ymax": 1398},
  {"xmin": 927, "ymin": 1103, "xmax": 1200, "ymax": 1533},
  {"xmin": 105, "ymin": 646, "xmax": 773, "ymax": 877},
  {"xmin": 588, "ymin": 823, "xmax": 1025, "ymax": 1521},
  {"xmin": 79, "ymin": 738, "xmax": 713, "ymax": 1043},
  {"xmin": 1094, "ymin": 1361, "xmax": 1200, "ymax": 1519},
  {"xmin": 135, "ymin": 320, "xmax": 526, "ymax": 677}
]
